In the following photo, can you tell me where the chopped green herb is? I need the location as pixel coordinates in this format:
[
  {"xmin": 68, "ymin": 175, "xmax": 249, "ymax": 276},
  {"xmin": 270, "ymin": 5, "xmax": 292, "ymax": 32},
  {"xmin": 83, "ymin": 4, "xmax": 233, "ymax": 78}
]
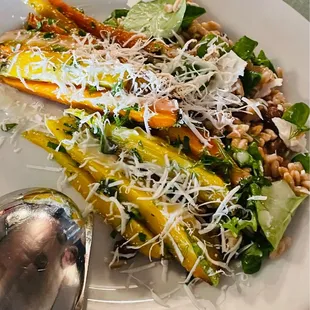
[
  {"xmin": 131, "ymin": 148, "xmax": 142, "ymax": 163},
  {"xmin": 110, "ymin": 230, "xmax": 118, "ymax": 239},
  {"xmin": 51, "ymin": 45, "xmax": 68, "ymax": 52},
  {"xmin": 247, "ymin": 142, "xmax": 262, "ymax": 161},
  {"xmin": 36, "ymin": 21, "xmax": 42, "ymax": 30},
  {"xmin": 43, "ymin": 32, "xmax": 55, "ymax": 39},
  {"xmin": 111, "ymin": 80, "xmax": 124, "ymax": 96},
  {"xmin": 138, "ymin": 232, "xmax": 147, "ymax": 242},
  {"xmin": 181, "ymin": 4, "xmax": 206, "ymax": 29},
  {"xmin": 201, "ymin": 154, "xmax": 232, "ymax": 181},
  {"xmin": 90, "ymin": 21, "xmax": 96, "ymax": 29},
  {"xmin": 57, "ymin": 7, "xmax": 63, "ymax": 13},
  {"xmin": 47, "ymin": 18, "xmax": 56, "ymax": 25},
  {"xmin": 222, "ymin": 213, "xmax": 257, "ymax": 238},
  {"xmin": 97, "ymin": 179, "xmax": 118, "ymax": 197},
  {"xmin": 78, "ymin": 29, "xmax": 87, "ymax": 37},
  {"xmin": 232, "ymin": 36, "xmax": 258, "ymax": 60},
  {"xmin": 292, "ymin": 153, "xmax": 310, "ymax": 173},
  {"xmin": 138, "ymin": 140, "xmax": 144, "ymax": 148},
  {"xmin": 113, "ymin": 110, "xmax": 130, "ymax": 127},
  {"xmin": 47, "ymin": 141, "xmax": 67, "ymax": 153},
  {"xmin": 0, "ymin": 123, "xmax": 17, "ymax": 132},
  {"xmin": 182, "ymin": 135, "xmax": 191, "ymax": 154},
  {"xmin": 240, "ymin": 69, "xmax": 261, "ymax": 96},
  {"xmin": 129, "ymin": 208, "xmax": 143, "ymax": 220},
  {"xmin": 87, "ymin": 85, "xmax": 97, "ymax": 94}
]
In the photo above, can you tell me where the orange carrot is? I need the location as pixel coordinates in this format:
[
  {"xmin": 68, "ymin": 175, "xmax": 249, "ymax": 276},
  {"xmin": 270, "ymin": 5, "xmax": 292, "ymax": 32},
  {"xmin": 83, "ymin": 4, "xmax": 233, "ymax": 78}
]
[
  {"xmin": 1, "ymin": 77, "xmax": 177, "ymax": 129},
  {"xmin": 26, "ymin": 13, "xmax": 69, "ymax": 35},
  {"xmin": 47, "ymin": 0, "xmax": 172, "ymax": 54}
]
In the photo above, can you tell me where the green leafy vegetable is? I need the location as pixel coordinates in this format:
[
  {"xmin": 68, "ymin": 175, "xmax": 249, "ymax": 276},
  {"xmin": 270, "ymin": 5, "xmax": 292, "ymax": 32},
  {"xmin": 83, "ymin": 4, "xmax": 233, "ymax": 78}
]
[
  {"xmin": 247, "ymin": 142, "xmax": 263, "ymax": 161},
  {"xmin": 232, "ymin": 36, "xmax": 258, "ymax": 60},
  {"xmin": 182, "ymin": 135, "xmax": 191, "ymax": 154},
  {"xmin": 253, "ymin": 50, "xmax": 276, "ymax": 73},
  {"xmin": 240, "ymin": 69, "xmax": 261, "ymax": 96},
  {"xmin": 87, "ymin": 85, "xmax": 98, "ymax": 94},
  {"xmin": 100, "ymin": 134, "xmax": 118, "ymax": 154},
  {"xmin": 292, "ymin": 153, "xmax": 310, "ymax": 173},
  {"xmin": 201, "ymin": 154, "xmax": 232, "ymax": 181},
  {"xmin": 110, "ymin": 230, "xmax": 118, "ymax": 239},
  {"xmin": 222, "ymin": 213, "xmax": 257, "ymax": 238},
  {"xmin": 241, "ymin": 243, "xmax": 264, "ymax": 274},
  {"xmin": 47, "ymin": 141, "xmax": 67, "ymax": 153},
  {"xmin": 131, "ymin": 148, "xmax": 142, "ymax": 163},
  {"xmin": 138, "ymin": 232, "xmax": 147, "ymax": 242},
  {"xmin": 282, "ymin": 102, "xmax": 309, "ymax": 128},
  {"xmin": 233, "ymin": 149, "xmax": 263, "ymax": 176},
  {"xmin": 123, "ymin": 0, "xmax": 187, "ymax": 39},
  {"xmin": 47, "ymin": 18, "xmax": 56, "ymax": 25},
  {"xmin": 181, "ymin": 4, "xmax": 206, "ymax": 29},
  {"xmin": 103, "ymin": 9, "xmax": 129, "ymax": 27},
  {"xmin": 78, "ymin": 29, "xmax": 87, "ymax": 37},
  {"xmin": 197, "ymin": 33, "xmax": 230, "ymax": 58},
  {"xmin": 111, "ymin": 80, "xmax": 124, "ymax": 96},
  {"xmin": 0, "ymin": 123, "xmax": 18, "ymax": 132},
  {"xmin": 97, "ymin": 179, "xmax": 118, "ymax": 197},
  {"xmin": 256, "ymin": 180, "xmax": 306, "ymax": 249},
  {"xmin": 43, "ymin": 32, "xmax": 55, "ymax": 39},
  {"xmin": 51, "ymin": 44, "xmax": 68, "ymax": 52},
  {"xmin": 129, "ymin": 208, "xmax": 143, "ymax": 220}
]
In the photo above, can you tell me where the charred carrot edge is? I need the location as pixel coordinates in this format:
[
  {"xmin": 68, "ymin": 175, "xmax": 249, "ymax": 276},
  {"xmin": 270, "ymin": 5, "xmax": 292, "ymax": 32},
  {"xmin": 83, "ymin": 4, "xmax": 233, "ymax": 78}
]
[
  {"xmin": 47, "ymin": 0, "xmax": 173, "ymax": 55},
  {"xmin": 26, "ymin": 13, "xmax": 68, "ymax": 35},
  {"xmin": 1, "ymin": 77, "xmax": 177, "ymax": 129}
]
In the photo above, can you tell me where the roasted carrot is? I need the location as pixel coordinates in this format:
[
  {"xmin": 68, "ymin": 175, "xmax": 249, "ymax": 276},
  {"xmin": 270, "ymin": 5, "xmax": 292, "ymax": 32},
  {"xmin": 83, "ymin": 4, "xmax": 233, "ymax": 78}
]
[
  {"xmin": 26, "ymin": 13, "xmax": 68, "ymax": 35},
  {"xmin": 1, "ymin": 77, "xmax": 177, "ymax": 128},
  {"xmin": 25, "ymin": 0, "xmax": 78, "ymax": 32},
  {"xmin": 155, "ymin": 126, "xmax": 250, "ymax": 185},
  {"xmin": 47, "ymin": 0, "xmax": 173, "ymax": 55}
]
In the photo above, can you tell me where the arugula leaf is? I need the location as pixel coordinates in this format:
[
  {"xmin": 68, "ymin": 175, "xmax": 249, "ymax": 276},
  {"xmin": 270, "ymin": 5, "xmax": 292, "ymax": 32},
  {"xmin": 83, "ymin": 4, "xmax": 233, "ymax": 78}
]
[
  {"xmin": 47, "ymin": 141, "xmax": 67, "ymax": 153},
  {"xmin": 247, "ymin": 142, "xmax": 263, "ymax": 161},
  {"xmin": 292, "ymin": 153, "xmax": 310, "ymax": 173},
  {"xmin": 0, "ymin": 123, "xmax": 18, "ymax": 132},
  {"xmin": 97, "ymin": 179, "xmax": 118, "ymax": 197},
  {"xmin": 241, "ymin": 243, "xmax": 264, "ymax": 274},
  {"xmin": 232, "ymin": 36, "xmax": 258, "ymax": 60},
  {"xmin": 233, "ymin": 149, "xmax": 263, "ymax": 177},
  {"xmin": 240, "ymin": 69, "xmax": 261, "ymax": 96},
  {"xmin": 123, "ymin": 0, "xmax": 187, "ymax": 39},
  {"xmin": 103, "ymin": 9, "xmax": 129, "ymax": 27},
  {"xmin": 282, "ymin": 102, "xmax": 309, "ymax": 128},
  {"xmin": 201, "ymin": 154, "xmax": 232, "ymax": 181},
  {"xmin": 222, "ymin": 213, "xmax": 257, "ymax": 238},
  {"xmin": 256, "ymin": 180, "xmax": 306, "ymax": 249},
  {"xmin": 253, "ymin": 50, "xmax": 276, "ymax": 73},
  {"xmin": 181, "ymin": 4, "xmax": 206, "ymax": 29},
  {"xmin": 197, "ymin": 33, "xmax": 230, "ymax": 58}
]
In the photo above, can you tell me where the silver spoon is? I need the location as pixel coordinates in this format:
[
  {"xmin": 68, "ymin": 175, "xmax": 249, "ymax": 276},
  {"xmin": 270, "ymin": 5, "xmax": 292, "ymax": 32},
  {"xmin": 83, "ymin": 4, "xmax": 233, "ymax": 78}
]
[{"xmin": 0, "ymin": 188, "xmax": 93, "ymax": 310}]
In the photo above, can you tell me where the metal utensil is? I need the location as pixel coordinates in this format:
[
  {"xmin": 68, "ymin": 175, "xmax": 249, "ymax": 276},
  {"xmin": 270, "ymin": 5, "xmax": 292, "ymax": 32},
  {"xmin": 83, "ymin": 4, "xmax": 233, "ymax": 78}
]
[{"xmin": 0, "ymin": 188, "xmax": 93, "ymax": 310}]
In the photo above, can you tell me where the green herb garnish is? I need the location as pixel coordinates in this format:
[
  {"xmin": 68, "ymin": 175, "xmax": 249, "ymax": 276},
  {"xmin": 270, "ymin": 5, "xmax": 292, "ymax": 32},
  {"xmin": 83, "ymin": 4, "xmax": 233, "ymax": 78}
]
[
  {"xmin": 47, "ymin": 141, "xmax": 67, "ymax": 153},
  {"xmin": 0, "ymin": 123, "xmax": 18, "ymax": 132},
  {"xmin": 138, "ymin": 232, "xmax": 147, "ymax": 242},
  {"xmin": 43, "ymin": 32, "xmax": 55, "ymax": 39}
]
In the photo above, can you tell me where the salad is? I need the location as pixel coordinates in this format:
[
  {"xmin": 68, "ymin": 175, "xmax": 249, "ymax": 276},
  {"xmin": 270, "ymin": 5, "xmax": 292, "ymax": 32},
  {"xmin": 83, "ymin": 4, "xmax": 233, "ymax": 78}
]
[{"xmin": 0, "ymin": 0, "xmax": 309, "ymax": 292}]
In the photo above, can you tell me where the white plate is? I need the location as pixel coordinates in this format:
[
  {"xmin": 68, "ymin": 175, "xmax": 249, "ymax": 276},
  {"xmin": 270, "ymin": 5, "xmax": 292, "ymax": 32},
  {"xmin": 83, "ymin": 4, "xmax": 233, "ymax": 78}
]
[{"xmin": 0, "ymin": 1, "xmax": 309, "ymax": 309}]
